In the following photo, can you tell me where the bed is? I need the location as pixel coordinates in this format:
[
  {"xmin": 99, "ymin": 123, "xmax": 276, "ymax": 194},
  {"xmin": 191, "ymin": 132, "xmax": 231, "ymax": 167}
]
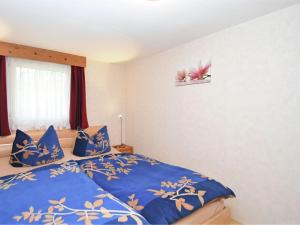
[
  {"xmin": 0, "ymin": 126, "xmax": 234, "ymax": 225},
  {"xmin": 0, "ymin": 161, "xmax": 149, "ymax": 225},
  {"xmin": 76, "ymin": 154, "xmax": 235, "ymax": 224}
]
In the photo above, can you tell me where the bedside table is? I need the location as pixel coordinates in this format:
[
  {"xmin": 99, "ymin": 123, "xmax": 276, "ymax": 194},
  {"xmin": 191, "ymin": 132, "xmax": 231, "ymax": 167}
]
[{"xmin": 113, "ymin": 144, "xmax": 134, "ymax": 154}]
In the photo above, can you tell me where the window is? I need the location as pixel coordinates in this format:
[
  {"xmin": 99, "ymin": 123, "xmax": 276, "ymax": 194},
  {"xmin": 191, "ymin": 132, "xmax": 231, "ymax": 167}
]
[{"xmin": 6, "ymin": 57, "xmax": 71, "ymax": 131}]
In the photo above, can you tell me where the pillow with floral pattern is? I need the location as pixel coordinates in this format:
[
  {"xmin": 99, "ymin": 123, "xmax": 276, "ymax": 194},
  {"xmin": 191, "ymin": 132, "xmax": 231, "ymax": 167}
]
[
  {"xmin": 10, "ymin": 125, "xmax": 64, "ymax": 167},
  {"xmin": 73, "ymin": 126, "xmax": 111, "ymax": 157}
]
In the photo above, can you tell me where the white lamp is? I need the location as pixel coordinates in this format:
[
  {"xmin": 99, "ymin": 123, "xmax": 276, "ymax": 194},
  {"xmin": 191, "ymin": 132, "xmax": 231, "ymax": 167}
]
[{"xmin": 118, "ymin": 114, "xmax": 123, "ymax": 146}]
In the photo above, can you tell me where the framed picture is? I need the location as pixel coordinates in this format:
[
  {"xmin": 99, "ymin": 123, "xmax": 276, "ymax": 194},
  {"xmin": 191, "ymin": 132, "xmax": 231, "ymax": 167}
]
[{"xmin": 176, "ymin": 62, "xmax": 211, "ymax": 86}]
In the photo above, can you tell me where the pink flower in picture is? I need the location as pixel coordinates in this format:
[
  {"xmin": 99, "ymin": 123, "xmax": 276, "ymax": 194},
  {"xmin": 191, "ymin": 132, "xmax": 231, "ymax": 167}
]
[
  {"xmin": 177, "ymin": 70, "xmax": 187, "ymax": 82},
  {"xmin": 189, "ymin": 62, "xmax": 211, "ymax": 80}
]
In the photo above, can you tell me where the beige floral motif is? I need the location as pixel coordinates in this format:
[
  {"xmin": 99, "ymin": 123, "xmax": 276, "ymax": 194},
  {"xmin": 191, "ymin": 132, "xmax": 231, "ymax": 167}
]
[
  {"xmin": 36, "ymin": 144, "xmax": 50, "ymax": 158},
  {"xmin": 94, "ymin": 132, "xmax": 110, "ymax": 150},
  {"xmin": 0, "ymin": 172, "xmax": 36, "ymax": 190},
  {"xmin": 16, "ymin": 139, "xmax": 33, "ymax": 151},
  {"xmin": 175, "ymin": 198, "xmax": 194, "ymax": 211},
  {"xmin": 81, "ymin": 154, "xmax": 159, "ymax": 181},
  {"xmin": 124, "ymin": 155, "xmax": 159, "ymax": 166},
  {"xmin": 81, "ymin": 160, "xmax": 120, "ymax": 181},
  {"xmin": 49, "ymin": 145, "xmax": 60, "ymax": 159},
  {"xmin": 49, "ymin": 162, "xmax": 80, "ymax": 178},
  {"xmin": 86, "ymin": 150, "xmax": 99, "ymax": 156},
  {"xmin": 10, "ymin": 140, "xmax": 61, "ymax": 167},
  {"xmin": 13, "ymin": 189, "xmax": 145, "ymax": 225},
  {"xmin": 10, "ymin": 140, "xmax": 40, "ymax": 166},
  {"xmin": 76, "ymin": 130, "xmax": 110, "ymax": 155},
  {"xmin": 148, "ymin": 176, "xmax": 206, "ymax": 212},
  {"xmin": 23, "ymin": 151, "xmax": 35, "ymax": 159},
  {"xmin": 127, "ymin": 194, "xmax": 144, "ymax": 211}
]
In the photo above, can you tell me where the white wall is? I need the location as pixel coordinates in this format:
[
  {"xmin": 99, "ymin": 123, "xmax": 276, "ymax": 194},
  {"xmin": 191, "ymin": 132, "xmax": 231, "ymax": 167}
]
[
  {"xmin": 85, "ymin": 60, "xmax": 125, "ymax": 145},
  {"xmin": 124, "ymin": 4, "xmax": 300, "ymax": 224}
]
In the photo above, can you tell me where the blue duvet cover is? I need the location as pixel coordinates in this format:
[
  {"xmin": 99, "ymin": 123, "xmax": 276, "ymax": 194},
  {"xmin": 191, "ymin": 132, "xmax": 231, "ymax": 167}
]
[
  {"xmin": 77, "ymin": 154, "xmax": 235, "ymax": 225},
  {"xmin": 0, "ymin": 161, "xmax": 149, "ymax": 225}
]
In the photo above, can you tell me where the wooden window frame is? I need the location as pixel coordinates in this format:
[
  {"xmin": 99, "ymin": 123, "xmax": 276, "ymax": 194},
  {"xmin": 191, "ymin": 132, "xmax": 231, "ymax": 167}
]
[{"xmin": 0, "ymin": 41, "xmax": 86, "ymax": 67}]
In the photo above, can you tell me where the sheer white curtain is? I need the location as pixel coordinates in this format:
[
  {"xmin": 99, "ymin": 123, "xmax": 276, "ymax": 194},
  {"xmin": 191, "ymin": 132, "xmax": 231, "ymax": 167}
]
[{"xmin": 6, "ymin": 57, "xmax": 71, "ymax": 131}]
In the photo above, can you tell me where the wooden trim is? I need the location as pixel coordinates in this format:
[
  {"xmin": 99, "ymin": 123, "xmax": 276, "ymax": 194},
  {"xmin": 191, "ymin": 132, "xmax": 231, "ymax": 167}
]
[
  {"xmin": 0, "ymin": 126, "xmax": 100, "ymax": 145},
  {"xmin": 174, "ymin": 199, "xmax": 232, "ymax": 225},
  {"xmin": 203, "ymin": 207, "xmax": 231, "ymax": 225},
  {"xmin": 0, "ymin": 41, "xmax": 86, "ymax": 67},
  {"xmin": 113, "ymin": 145, "xmax": 134, "ymax": 154},
  {"xmin": 230, "ymin": 219, "xmax": 241, "ymax": 225}
]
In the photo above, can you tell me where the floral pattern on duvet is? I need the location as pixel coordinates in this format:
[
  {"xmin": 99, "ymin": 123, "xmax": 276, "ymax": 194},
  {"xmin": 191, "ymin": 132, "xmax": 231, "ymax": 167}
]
[
  {"xmin": 76, "ymin": 153, "xmax": 235, "ymax": 225},
  {"xmin": 0, "ymin": 161, "xmax": 149, "ymax": 225}
]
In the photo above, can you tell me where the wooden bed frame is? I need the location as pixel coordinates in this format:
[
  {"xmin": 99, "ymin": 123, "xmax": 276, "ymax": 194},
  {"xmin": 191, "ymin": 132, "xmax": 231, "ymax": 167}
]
[
  {"xmin": 0, "ymin": 126, "xmax": 233, "ymax": 225},
  {"xmin": 175, "ymin": 207, "xmax": 231, "ymax": 225},
  {"xmin": 205, "ymin": 208, "xmax": 231, "ymax": 225}
]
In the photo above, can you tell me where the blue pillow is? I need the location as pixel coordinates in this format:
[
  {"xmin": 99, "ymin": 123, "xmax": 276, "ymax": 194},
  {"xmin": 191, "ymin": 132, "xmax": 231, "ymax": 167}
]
[
  {"xmin": 10, "ymin": 126, "xmax": 64, "ymax": 167},
  {"xmin": 73, "ymin": 126, "xmax": 111, "ymax": 157}
]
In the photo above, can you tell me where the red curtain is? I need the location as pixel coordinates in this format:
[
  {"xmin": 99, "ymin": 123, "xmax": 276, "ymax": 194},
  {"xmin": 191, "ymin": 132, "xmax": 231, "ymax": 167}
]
[
  {"xmin": 70, "ymin": 66, "xmax": 89, "ymax": 129},
  {"xmin": 0, "ymin": 55, "xmax": 11, "ymax": 136}
]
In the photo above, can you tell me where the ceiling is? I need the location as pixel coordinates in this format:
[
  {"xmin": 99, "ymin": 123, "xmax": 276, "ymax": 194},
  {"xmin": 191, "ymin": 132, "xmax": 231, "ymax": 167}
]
[{"xmin": 0, "ymin": 0, "xmax": 299, "ymax": 63}]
